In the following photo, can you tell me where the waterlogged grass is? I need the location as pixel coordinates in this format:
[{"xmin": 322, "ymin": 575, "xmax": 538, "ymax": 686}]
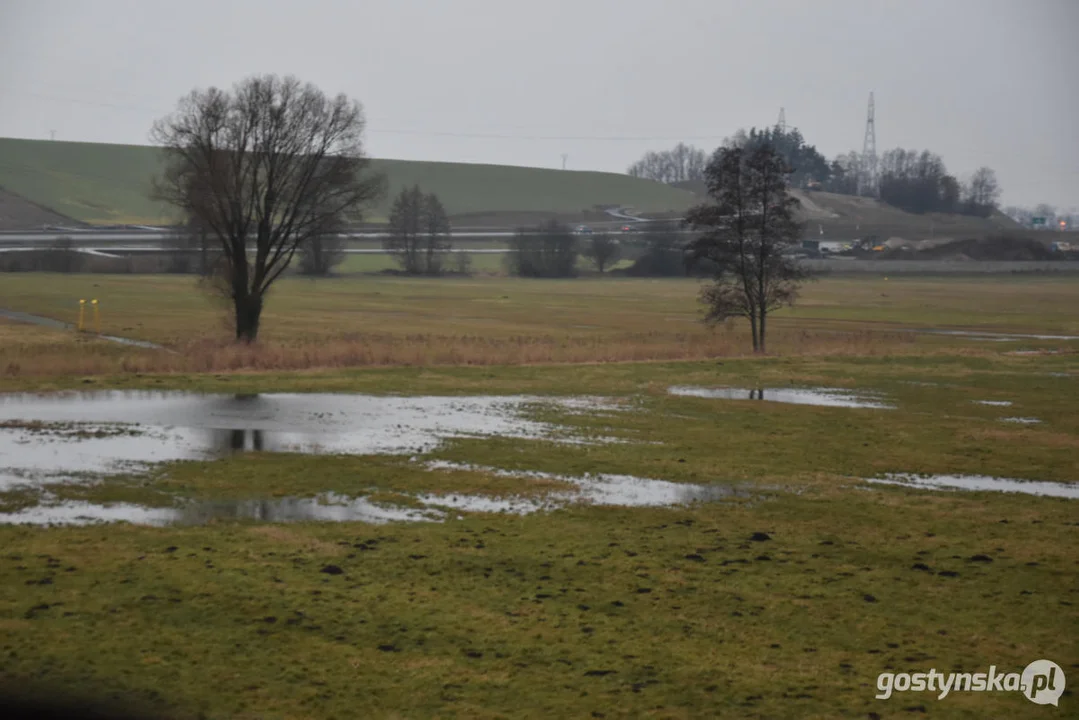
[
  {"xmin": 0, "ymin": 485, "xmax": 1074, "ymax": 718},
  {"xmin": 0, "ymin": 278, "xmax": 1077, "ymax": 716},
  {"xmin": 104, "ymin": 454, "xmax": 582, "ymax": 504}
]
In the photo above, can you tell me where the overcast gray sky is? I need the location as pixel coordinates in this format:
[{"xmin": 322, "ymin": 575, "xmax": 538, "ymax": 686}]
[{"xmin": 1, "ymin": 0, "xmax": 1076, "ymax": 207}]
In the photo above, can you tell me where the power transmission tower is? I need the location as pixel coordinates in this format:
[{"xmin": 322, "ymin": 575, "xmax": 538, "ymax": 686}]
[
  {"xmin": 857, "ymin": 92, "xmax": 878, "ymax": 197},
  {"xmin": 776, "ymin": 107, "xmax": 786, "ymax": 134},
  {"xmin": 50, "ymin": 130, "xmax": 56, "ymax": 141},
  {"xmin": 561, "ymin": 153, "xmax": 568, "ymax": 170}
]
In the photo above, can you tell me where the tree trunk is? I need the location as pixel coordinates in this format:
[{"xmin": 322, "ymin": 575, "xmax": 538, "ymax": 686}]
[
  {"xmin": 749, "ymin": 313, "xmax": 760, "ymax": 353},
  {"xmin": 234, "ymin": 292, "xmax": 263, "ymax": 343},
  {"xmin": 758, "ymin": 308, "xmax": 767, "ymax": 354}
]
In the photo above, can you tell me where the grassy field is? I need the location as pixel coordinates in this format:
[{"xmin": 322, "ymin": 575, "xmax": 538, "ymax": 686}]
[
  {"xmin": 0, "ymin": 275, "xmax": 1077, "ymax": 717},
  {"xmin": 1, "ymin": 274, "xmax": 1077, "ymax": 379},
  {"xmin": 332, "ymin": 252, "xmax": 507, "ymax": 275},
  {"xmin": 0, "ymin": 137, "xmax": 696, "ymax": 225}
]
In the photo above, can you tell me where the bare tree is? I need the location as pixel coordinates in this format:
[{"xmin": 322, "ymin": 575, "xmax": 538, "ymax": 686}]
[
  {"xmin": 627, "ymin": 143, "xmax": 708, "ymax": 184},
  {"xmin": 507, "ymin": 220, "xmax": 578, "ymax": 277},
  {"xmin": 385, "ymin": 185, "xmax": 423, "ymax": 273},
  {"xmin": 151, "ymin": 74, "xmax": 384, "ymax": 341},
  {"xmin": 298, "ymin": 232, "xmax": 346, "ymax": 276},
  {"xmin": 384, "ymin": 186, "xmax": 451, "ymax": 274},
  {"xmin": 686, "ymin": 144, "xmax": 809, "ymax": 353},
  {"xmin": 963, "ymin": 167, "xmax": 1001, "ymax": 217},
  {"xmin": 422, "ymin": 192, "xmax": 451, "ymax": 275},
  {"xmin": 583, "ymin": 233, "xmax": 620, "ymax": 273}
]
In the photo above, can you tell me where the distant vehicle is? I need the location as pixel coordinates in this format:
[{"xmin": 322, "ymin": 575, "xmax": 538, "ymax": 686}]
[
  {"xmin": 574, "ymin": 225, "xmax": 593, "ymax": 235},
  {"xmin": 620, "ymin": 225, "xmax": 639, "ymax": 233}
]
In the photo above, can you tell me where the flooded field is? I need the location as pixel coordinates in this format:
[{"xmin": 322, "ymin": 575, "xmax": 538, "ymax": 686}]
[
  {"xmin": 0, "ymin": 390, "xmax": 619, "ymax": 489},
  {"xmin": 0, "ymin": 390, "xmax": 749, "ymax": 526},
  {"xmin": 0, "ymin": 493, "xmax": 441, "ymax": 527},
  {"xmin": 667, "ymin": 385, "xmax": 893, "ymax": 409}
]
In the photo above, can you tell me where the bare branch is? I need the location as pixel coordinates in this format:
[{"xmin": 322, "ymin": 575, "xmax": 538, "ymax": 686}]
[{"xmin": 151, "ymin": 74, "xmax": 384, "ymax": 341}]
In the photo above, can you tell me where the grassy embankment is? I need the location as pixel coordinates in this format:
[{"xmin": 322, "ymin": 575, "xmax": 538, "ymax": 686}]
[
  {"xmin": 0, "ymin": 137, "xmax": 695, "ymax": 226},
  {"xmin": 0, "ymin": 275, "xmax": 1076, "ymax": 718}
]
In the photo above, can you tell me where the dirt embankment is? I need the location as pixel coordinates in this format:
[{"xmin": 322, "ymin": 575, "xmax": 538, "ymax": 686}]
[{"xmin": 0, "ymin": 188, "xmax": 84, "ymax": 230}]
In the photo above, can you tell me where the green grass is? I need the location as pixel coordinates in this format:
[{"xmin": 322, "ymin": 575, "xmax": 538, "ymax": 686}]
[
  {"xmin": 0, "ymin": 276, "xmax": 1077, "ymax": 717},
  {"xmin": 2, "ymin": 274, "xmax": 1078, "ymax": 346},
  {"xmin": 0, "ymin": 353, "xmax": 1077, "ymax": 718},
  {"xmin": 0, "ymin": 137, "xmax": 696, "ymax": 225}
]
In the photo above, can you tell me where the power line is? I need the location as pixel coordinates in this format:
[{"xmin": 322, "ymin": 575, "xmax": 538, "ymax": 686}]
[{"xmin": 0, "ymin": 87, "xmax": 730, "ymax": 143}]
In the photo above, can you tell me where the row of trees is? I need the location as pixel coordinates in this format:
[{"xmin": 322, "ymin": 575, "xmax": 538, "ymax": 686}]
[
  {"xmin": 150, "ymin": 73, "xmax": 806, "ymax": 352},
  {"xmin": 626, "ymin": 142, "xmax": 708, "ymax": 184},
  {"xmin": 875, "ymin": 149, "xmax": 1000, "ymax": 216},
  {"xmin": 506, "ymin": 224, "xmax": 628, "ymax": 277},
  {"xmin": 629, "ymin": 129, "xmax": 1004, "ymax": 217}
]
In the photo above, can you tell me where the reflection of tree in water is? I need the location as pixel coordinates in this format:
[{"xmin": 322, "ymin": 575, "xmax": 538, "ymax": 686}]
[
  {"xmin": 229, "ymin": 428, "xmax": 264, "ymax": 451},
  {"xmin": 749, "ymin": 389, "xmax": 764, "ymax": 400},
  {"xmin": 208, "ymin": 428, "xmax": 266, "ymax": 454}
]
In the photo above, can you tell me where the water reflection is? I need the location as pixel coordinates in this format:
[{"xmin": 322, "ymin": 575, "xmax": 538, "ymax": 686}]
[
  {"xmin": 669, "ymin": 386, "xmax": 893, "ymax": 409},
  {"xmin": 0, "ymin": 494, "xmax": 443, "ymax": 527},
  {"xmin": 0, "ymin": 391, "xmax": 613, "ymax": 488},
  {"xmin": 423, "ymin": 460, "xmax": 748, "ymax": 509},
  {"xmin": 0, "ymin": 461, "xmax": 750, "ymax": 527}
]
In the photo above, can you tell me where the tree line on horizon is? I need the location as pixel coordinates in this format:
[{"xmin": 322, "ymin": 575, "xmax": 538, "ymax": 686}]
[
  {"xmin": 627, "ymin": 127, "xmax": 1002, "ymax": 218},
  {"xmin": 145, "ymin": 73, "xmax": 817, "ymax": 353}
]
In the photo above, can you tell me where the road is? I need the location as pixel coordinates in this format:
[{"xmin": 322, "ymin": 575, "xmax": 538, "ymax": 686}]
[
  {"xmin": 0, "ymin": 207, "xmax": 691, "ymax": 250},
  {"xmin": 0, "ymin": 230, "xmax": 521, "ymax": 245}
]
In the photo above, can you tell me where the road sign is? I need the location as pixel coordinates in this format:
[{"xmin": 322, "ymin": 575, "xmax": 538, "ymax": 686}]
[{"xmin": 1032, "ymin": 217, "xmax": 1046, "ymax": 226}]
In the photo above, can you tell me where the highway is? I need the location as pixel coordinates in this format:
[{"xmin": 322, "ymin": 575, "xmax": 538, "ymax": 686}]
[
  {"xmin": 0, "ymin": 229, "xmax": 521, "ymax": 245},
  {"xmin": 0, "ymin": 207, "xmax": 684, "ymax": 249}
]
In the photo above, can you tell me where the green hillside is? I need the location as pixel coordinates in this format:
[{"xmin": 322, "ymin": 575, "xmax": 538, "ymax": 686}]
[{"xmin": 0, "ymin": 137, "xmax": 696, "ymax": 225}]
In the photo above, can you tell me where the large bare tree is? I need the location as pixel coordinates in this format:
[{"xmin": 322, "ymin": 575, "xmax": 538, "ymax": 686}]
[
  {"xmin": 151, "ymin": 74, "xmax": 383, "ymax": 341},
  {"xmin": 686, "ymin": 145, "xmax": 808, "ymax": 353}
]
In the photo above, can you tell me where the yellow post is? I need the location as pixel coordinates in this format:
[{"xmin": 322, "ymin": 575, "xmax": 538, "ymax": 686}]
[
  {"xmin": 92, "ymin": 299, "xmax": 100, "ymax": 334},
  {"xmin": 77, "ymin": 299, "xmax": 86, "ymax": 332}
]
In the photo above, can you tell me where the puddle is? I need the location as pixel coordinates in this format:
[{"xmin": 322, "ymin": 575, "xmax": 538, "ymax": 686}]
[
  {"xmin": 0, "ymin": 391, "xmax": 617, "ymax": 490},
  {"xmin": 974, "ymin": 400, "xmax": 1013, "ymax": 407},
  {"xmin": 423, "ymin": 460, "xmax": 744, "ymax": 510},
  {"xmin": 1000, "ymin": 417, "xmax": 1041, "ymax": 425},
  {"xmin": 668, "ymin": 386, "xmax": 893, "ymax": 409},
  {"xmin": 867, "ymin": 473, "xmax": 1079, "ymax": 499},
  {"xmin": 1007, "ymin": 350, "xmax": 1067, "ymax": 356},
  {"xmin": 0, "ymin": 462, "xmax": 747, "ymax": 527},
  {"xmin": 917, "ymin": 329, "xmax": 1079, "ymax": 341},
  {"xmin": 0, "ymin": 493, "xmax": 443, "ymax": 527}
]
